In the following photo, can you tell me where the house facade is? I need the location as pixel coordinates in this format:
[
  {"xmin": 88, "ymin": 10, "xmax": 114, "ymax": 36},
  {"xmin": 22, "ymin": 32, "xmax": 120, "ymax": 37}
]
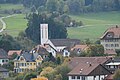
[
  {"xmin": 100, "ymin": 26, "xmax": 120, "ymax": 51},
  {"xmin": 68, "ymin": 57, "xmax": 112, "ymax": 80},
  {"xmin": 105, "ymin": 57, "xmax": 120, "ymax": 73},
  {"xmin": 0, "ymin": 49, "xmax": 9, "ymax": 66},
  {"xmin": 14, "ymin": 52, "xmax": 43, "ymax": 73}
]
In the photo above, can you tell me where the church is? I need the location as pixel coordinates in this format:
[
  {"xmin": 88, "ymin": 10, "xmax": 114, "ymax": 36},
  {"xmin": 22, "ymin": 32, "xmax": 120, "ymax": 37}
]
[{"xmin": 37, "ymin": 24, "xmax": 80, "ymax": 57}]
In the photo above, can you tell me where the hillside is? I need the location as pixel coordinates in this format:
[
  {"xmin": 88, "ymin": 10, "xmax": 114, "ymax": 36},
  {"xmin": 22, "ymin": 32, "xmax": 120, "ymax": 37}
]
[
  {"xmin": 68, "ymin": 11, "xmax": 120, "ymax": 42},
  {"xmin": 0, "ymin": 3, "xmax": 120, "ymax": 41}
]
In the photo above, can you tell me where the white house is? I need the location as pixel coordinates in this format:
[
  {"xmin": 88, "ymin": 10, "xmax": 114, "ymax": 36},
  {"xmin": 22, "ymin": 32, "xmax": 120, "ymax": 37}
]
[{"xmin": 100, "ymin": 26, "xmax": 120, "ymax": 51}]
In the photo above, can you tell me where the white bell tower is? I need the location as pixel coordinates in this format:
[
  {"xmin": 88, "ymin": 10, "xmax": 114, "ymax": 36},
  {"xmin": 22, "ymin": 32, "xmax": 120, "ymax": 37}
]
[{"xmin": 40, "ymin": 24, "xmax": 48, "ymax": 45}]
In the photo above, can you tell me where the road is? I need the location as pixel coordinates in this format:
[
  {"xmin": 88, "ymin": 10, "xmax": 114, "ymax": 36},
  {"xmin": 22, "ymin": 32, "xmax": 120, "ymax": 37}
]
[{"xmin": 0, "ymin": 14, "xmax": 16, "ymax": 33}]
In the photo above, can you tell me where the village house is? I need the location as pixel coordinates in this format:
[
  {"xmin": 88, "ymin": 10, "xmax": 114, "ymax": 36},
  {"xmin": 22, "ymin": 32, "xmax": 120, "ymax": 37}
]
[
  {"xmin": 0, "ymin": 49, "xmax": 9, "ymax": 66},
  {"xmin": 105, "ymin": 57, "xmax": 120, "ymax": 73},
  {"xmin": 31, "ymin": 45, "xmax": 50, "ymax": 59},
  {"xmin": 14, "ymin": 52, "xmax": 43, "ymax": 73},
  {"xmin": 100, "ymin": 25, "xmax": 120, "ymax": 55},
  {"xmin": 71, "ymin": 45, "xmax": 88, "ymax": 54},
  {"xmin": 68, "ymin": 57, "xmax": 112, "ymax": 80},
  {"xmin": 0, "ymin": 67, "xmax": 9, "ymax": 79}
]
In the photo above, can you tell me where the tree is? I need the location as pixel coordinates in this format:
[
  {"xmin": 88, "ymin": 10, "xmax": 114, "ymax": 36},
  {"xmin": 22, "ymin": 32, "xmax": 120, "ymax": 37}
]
[
  {"xmin": 31, "ymin": 77, "xmax": 48, "ymax": 80},
  {"xmin": 40, "ymin": 67, "xmax": 55, "ymax": 80},
  {"xmin": 23, "ymin": 72, "xmax": 37, "ymax": 80},
  {"xmin": 67, "ymin": 0, "xmax": 84, "ymax": 14},
  {"xmin": 2, "ymin": 61, "xmax": 14, "ymax": 71},
  {"xmin": 0, "ymin": 34, "xmax": 21, "ymax": 52},
  {"xmin": 11, "ymin": 53, "xmax": 18, "ymax": 60},
  {"xmin": 25, "ymin": 13, "xmax": 67, "ymax": 43},
  {"xmin": 115, "ymin": 49, "xmax": 120, "ymax": 56},
  {"xmin": 86, "ymin": 44, "xmax": 104, "ymax": 57},
  {"xmin": 55, "ymin": 64, "xmax": 71, "ymax": 80},
  {"xmin": 56, "ymin": 57, "xmax": 61, "ymax": 65},
  {"xmin": 16, "ymin": 31, "xmax": 36, "ymax": 51},
  {"xmin": 113, "ymin": 69, "xmax": 120, "ymax": 80},
  {"xmin": 54, "ymin": 74, "xmax": 62, "ymax": 80},
  {"xmin": 15, "ymin": 73, "xmax": 24, "ymax": 80},
  {"xmin": 46, "ymin": 0, "xmax": 59, "ymax": 12},
  {"xmin": 41, "ymin": 61, "xmax": 56, "ymax": 68}
]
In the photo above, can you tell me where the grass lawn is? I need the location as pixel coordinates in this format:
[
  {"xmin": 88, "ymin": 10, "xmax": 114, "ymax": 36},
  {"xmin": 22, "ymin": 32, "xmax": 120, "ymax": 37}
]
[
  {"xmin": 0, "ymin": 4, "xmax": 24, "ymax": 10},
  {"xmin": 1, "ymin": 14, "xmax": 27, "ymax": 36},
  {"xmin": 68, "ymin": 11, "xmax": 120, "ymax": 42}
]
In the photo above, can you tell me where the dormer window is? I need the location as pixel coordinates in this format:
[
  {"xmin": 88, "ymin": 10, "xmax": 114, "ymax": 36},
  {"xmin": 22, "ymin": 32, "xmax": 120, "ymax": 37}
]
[
  {"xmin": 19, "ymin": 56, "xmax": 25, "ymax": 61},
  {"xmin": 106, "ymin": 32, "xmax": 113, "ymax": 38}
]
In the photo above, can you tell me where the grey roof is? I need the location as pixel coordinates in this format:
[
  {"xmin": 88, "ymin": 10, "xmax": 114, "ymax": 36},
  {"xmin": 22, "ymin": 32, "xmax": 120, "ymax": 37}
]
[
  {"xmin": 0, "ymin": 49, "xmax": 8, "ymax": 59},
  {"xmin": 50, "ymin": 39, "xmax": 80, "ymax": 47},
  {"xmin": 17, "ymin": 52, "xmax": 40, "ymax": 62},
  {"xmin": 0, "ymin": 67, "xmax": 8, "ymax": 72}
]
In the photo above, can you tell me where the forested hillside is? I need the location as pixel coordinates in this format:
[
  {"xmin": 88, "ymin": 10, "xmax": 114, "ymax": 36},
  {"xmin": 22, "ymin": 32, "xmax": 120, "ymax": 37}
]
[{"xmin": 0, "ymin": 0, "xmax": 120, "ymax": 14}]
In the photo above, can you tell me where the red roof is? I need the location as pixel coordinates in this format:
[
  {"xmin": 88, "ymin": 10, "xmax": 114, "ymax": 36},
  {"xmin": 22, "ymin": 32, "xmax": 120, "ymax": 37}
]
[
  {"xmin": 8, "ymin": 50, "xmax": 22, "ymax": 56},
  {"xmin": 69, "ymin": 57, "xmax": 111, "ymax": 69},
  {"xmin": 104, "ymin": 50, "xmax": 117, "ymax": 55},
  {"xmin": 71, "ymin": 45, "xmax": 88, "ymax": 51},
  {"xmin": 68, "ymin": 63, "xmax": 99, "ymax": 75},
  {"xmin": 101, "ymin": 26, "xmax": 120, "ymax": 39},
  {"xmin": 68, "ymin": 57, "xmax": 112, "ymax": 76}
]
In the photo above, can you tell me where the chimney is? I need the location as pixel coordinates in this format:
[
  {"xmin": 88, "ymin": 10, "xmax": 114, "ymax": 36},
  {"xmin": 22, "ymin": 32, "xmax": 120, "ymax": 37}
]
[
  {"xmin": 80, "ymin": 69, "xmax": 83, "ymax": 74},
  {"xmin": 89, "ymin": 62, "xmax": 92, "ymax": 67}
]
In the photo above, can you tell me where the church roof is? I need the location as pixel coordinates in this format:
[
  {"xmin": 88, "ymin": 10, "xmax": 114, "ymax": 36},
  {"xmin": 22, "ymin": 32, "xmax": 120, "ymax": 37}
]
[{"xmin": 50, "ymin": 39, "xmax": 80, "ymax": 47}]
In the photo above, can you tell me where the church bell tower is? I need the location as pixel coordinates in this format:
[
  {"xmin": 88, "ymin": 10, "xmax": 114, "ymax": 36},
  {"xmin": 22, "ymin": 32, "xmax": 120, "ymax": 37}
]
[{"xmin": 40, "ymin": 24, "xmax": 48, "ymax": 45}]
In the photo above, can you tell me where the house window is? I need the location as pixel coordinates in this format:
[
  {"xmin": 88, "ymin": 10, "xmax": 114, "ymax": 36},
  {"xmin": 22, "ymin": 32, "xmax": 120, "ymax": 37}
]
[
  {"xmin": 20, "ymin": 57, "xmax": 24, "ymax": 61},
  {"xmin": 65, "ymin": 52, "xmax": 68, "ymax": 56},
  {"xmin": 115, "ymin": 44, "xmax": 119, "ymax": 47},
  {"xmin": 111, "ymin": 44, "xmax": 114, "ymax": 47},
  {"xmin": 6, "ymin": 60, "xmax": 8, "ymax": 62},
  {"xmin": 77, "ymin": 76, "xmax": 80, "ymax": 79},
  {"xmin": 27, "ymin": 63, "xmax": 29, "ymax": 65},
  {"xmin": 72, "ymin": 76, "xmax": 75, "ymax": 79},
  {"xmin": 82, "ymin": 76, "xmax": 85, "ymax": 80},
  {"xmin": 30, "ymin": 63, "xmax": 32, "ymax": 65},
  {"xmin": 34, "ymin": 63, "xmax": 36, "ymax": 65},
  {"xmin": 2, "ymin": 60, "xmax": 4, "ymax": 63},
  {"xmin": 105, "ymin": 44, "xmax": 108, "ymax": 47}
]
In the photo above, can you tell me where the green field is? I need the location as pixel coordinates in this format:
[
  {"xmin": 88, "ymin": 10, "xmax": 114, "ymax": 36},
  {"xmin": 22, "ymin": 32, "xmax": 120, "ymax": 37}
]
[
  {"xmin": 68, "ymin": 11, "xmax": 120, "ymax": 42},
  {"xmin": 0, "ymin": 20, "xmax": 2, "ymax": 29},
  {"xmin": 0, "ymin": 4, "xmax": 24, "ymax": 10},
  {"xmin": 1, "ymin": 14, "xmax": 27, "ymax": 36}
]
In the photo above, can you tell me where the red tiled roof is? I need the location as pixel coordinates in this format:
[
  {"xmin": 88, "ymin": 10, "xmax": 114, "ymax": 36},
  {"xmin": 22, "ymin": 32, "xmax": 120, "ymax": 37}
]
[
  {"xmin": 68, "ymin": 63, "xmax": 99, "ymax": 76},
  {"xmin": 71, "ymin": 45, "xmax": 88, "ymax": 51},
  {"xmin": 101, "ymin": 26, "xmax": 120, "ymax": 39},
  {"xmin": 104, "ymin": 50, "xmax": 117, "ymax": 55},
  {"xmin": 31, "ymin": 45, "xmax": 49, "ymax": 55},
  {"xmin": 69, "ymin": 57, "xmax": 111, "ymax": 69},
  {"xmin": 8, "ymin": 50, "xmax": 22, "ymax": 56}
]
